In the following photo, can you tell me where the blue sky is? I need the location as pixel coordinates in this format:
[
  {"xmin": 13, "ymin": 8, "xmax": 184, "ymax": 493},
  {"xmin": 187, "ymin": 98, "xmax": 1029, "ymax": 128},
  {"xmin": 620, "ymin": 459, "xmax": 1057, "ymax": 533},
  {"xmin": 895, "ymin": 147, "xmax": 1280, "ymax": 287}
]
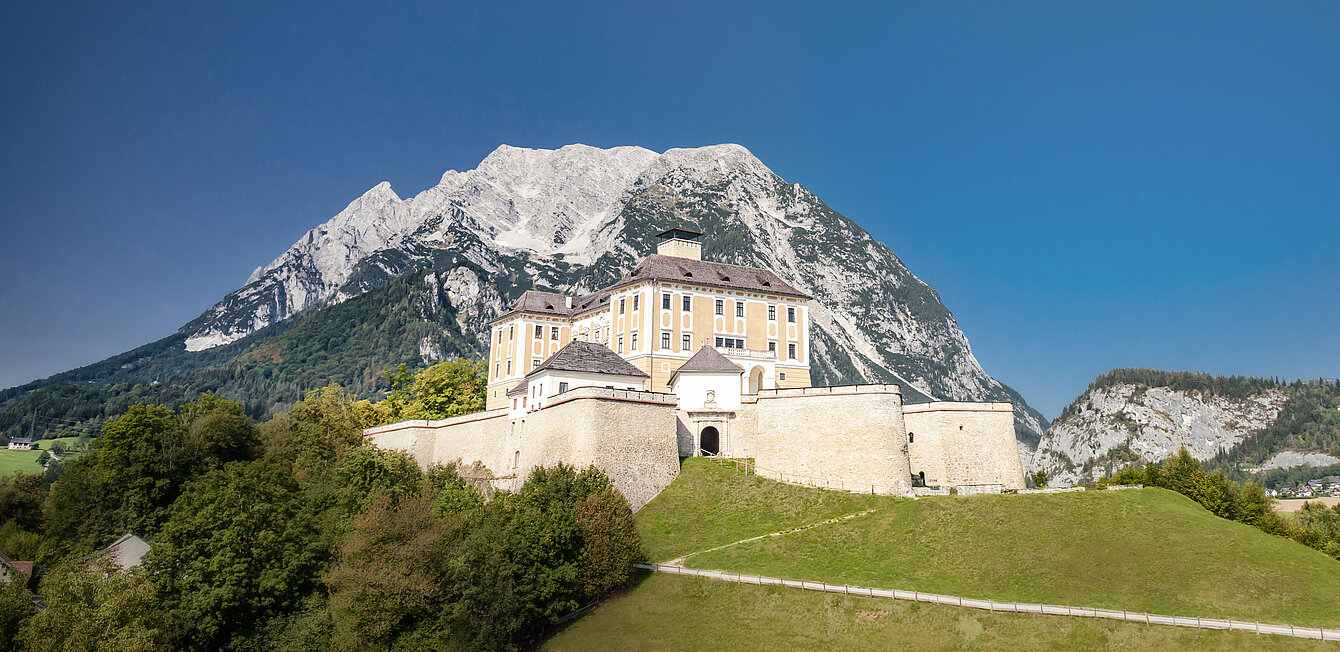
[{"xmin": 1, "ymin": 1, "xmax": 1336, "ymax": 418}]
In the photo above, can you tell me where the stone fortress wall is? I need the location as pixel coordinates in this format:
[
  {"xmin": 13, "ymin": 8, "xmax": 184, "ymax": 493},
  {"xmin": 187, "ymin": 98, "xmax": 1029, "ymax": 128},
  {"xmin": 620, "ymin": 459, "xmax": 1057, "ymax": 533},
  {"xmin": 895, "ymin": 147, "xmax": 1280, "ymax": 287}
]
[
  {"xmin": 367, "ymin": 385, "xmax": 1025, "ymax": 510},
  {"xmin": 365, "ymin": 387, "xmax": 681, "ymax": 510},
  {"xmin": 904, "ymin": 401, "xmax": 1025, "ymax": 491}
]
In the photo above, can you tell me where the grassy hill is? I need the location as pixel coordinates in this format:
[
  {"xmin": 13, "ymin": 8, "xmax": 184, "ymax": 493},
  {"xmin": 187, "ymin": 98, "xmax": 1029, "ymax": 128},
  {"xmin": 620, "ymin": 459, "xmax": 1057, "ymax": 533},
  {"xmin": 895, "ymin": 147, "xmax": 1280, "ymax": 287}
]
[
  {"xmin": 542, "ymin": 574, "xmax": 1330, "ymax": 651},
  {"xmin": 545, "ymin": 459, "xmax": 1340, "ymax": 649}
]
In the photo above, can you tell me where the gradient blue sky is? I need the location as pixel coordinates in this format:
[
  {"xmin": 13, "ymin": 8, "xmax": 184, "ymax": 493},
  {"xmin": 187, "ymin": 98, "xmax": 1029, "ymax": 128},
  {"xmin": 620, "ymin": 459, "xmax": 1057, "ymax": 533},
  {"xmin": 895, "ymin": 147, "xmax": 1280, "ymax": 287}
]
[{"xmin": 2, "ymin": 1, "xmax": 1337, "ymax": 418}]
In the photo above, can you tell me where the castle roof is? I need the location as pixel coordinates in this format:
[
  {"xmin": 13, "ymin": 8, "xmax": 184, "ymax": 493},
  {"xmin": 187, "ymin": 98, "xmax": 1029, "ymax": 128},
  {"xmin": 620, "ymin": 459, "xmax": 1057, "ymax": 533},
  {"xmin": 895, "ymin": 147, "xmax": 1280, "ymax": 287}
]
[
  {"xmin": 670, "ymin": 345, "xmax": 743, "ymax": 383},
  {"xmin": 491, "ymin": 254, "xmax": 809, "ymax": 324},
  {"xmin": 495, "ymin": 290, "xmax": 573, "ymax": 320},
  {"xmin": 615, "ymin": 255, "xmax": 809, "ymax": 299},
  {"xmin": 655, "ymin": 226, "xmax": 703, "ymax": 241},
  {"xmin": 526, "ymin": 341, "xmax": 649, "ymax": 379}
]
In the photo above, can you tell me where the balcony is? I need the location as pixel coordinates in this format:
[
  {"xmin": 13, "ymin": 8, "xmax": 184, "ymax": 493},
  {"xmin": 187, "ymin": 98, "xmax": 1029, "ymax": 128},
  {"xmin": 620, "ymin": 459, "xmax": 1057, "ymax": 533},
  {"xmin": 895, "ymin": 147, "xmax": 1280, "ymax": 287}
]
[{"xmin": 719, "ymin": 347, "xmax": 775, "ymax": 361}]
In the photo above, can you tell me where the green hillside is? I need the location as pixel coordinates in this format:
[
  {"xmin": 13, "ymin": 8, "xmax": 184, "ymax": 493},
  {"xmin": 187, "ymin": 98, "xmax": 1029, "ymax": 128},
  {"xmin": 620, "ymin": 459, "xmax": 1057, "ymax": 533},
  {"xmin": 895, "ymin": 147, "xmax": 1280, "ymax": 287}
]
[{"xmin": 550, "ymin": 459, "xmax": 1340, "ymax": 648}]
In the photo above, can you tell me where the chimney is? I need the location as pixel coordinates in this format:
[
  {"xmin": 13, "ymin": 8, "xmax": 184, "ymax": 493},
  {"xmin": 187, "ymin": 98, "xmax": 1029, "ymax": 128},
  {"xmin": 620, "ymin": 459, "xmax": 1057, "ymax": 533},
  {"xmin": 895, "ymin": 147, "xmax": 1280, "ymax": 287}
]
[
  {"xmin": 654, "ymin": 226, "xmax": 704, "ymax": 260},
  {"xmin": 565, "ymin": 296, "xmax": 572, "ymax": 309}
]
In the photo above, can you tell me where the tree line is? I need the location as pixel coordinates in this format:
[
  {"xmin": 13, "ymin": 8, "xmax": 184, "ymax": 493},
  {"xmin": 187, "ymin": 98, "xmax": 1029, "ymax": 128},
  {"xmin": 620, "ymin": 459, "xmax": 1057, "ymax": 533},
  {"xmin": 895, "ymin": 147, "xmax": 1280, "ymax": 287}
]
[{"xmin": 0, "ymin": 359, "xmax": 641, "ymax": 650}]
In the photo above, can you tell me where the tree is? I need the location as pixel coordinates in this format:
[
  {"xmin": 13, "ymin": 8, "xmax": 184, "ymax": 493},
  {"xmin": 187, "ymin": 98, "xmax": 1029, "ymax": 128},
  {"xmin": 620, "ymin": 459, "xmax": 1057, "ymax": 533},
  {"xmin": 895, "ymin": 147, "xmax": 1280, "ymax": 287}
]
[
  {"xmin": 574, "ymin": 486, "xmax": 643, "ymax": 599},
  {"xmin": 326, "ymin": 490, "xmax": 470, "ymax": 649},
  {"xmin": 0, "ymin": 473, "xmax": 44, "ymax": 531},
  {"xmin": 19, "ymin": 560, "xmax": 169, "ymax": 652},
  {"xmin": 147, "ymin": 461, "xmax": 325, "ymax": 648},
  {"xmin": 1157, "ymin": 448, "xmax": 1202, "ymax": 496},
  {"xmin": 378, "ymin": 359, "xmax": 487, "ymax": 424},
  {"xmin": 1030, "ymin": 470, "xmax": 1047, "ymax": 489},
  {"xmin": 0, "ymin": 571, "xmax": 35, "ymax": 652}
]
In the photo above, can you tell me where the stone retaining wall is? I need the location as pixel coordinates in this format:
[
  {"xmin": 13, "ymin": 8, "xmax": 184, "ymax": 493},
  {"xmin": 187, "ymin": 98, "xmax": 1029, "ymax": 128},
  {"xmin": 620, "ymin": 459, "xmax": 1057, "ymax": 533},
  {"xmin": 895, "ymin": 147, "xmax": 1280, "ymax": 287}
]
[{"xmin": 905, "ymin": 401, "xmax": 1026, "ymax": 490}]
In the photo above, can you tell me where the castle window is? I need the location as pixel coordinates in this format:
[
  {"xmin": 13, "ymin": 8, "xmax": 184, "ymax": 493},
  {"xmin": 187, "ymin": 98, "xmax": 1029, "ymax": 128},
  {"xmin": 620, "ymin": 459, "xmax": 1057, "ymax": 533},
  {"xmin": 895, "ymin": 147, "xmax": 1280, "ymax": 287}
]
[
  {"xmin": 768, "ymin": 305, "xmax": 776, "ymax": 321},
  {"xmin": 682, "ymin": 333, "xmax": 691, "ymax": 350},
  {"xmin": 495, "ymin": 362, "xmax": 500, "ymax": 377},
  {"xmin": 509, "ymin": 326, "xmax": 514, "ymax": 339},
  {"xmin": 787, "ymin": 307, "xmax": 796, "ymax": 323},
  {"xmin": 497, "ymin": 330, "xmax": 502, "ymax": 344},
  {"xmin": 620, "ymin": 298, "xmax": 626, "ymax": 313},
  {"xmin": 908, "ymin": 432, "xmax": 914, "ymax": 443},
  {"xmin": 506, "ymin": 360, "xmax": 512, "ymax": 374},
  {"xmin": 532, "ymin": 359, "xmax": 540, "ymax": 369},
  {"xmin": 618, "ymin": 336, "xmax": 624, "ymax": 353},
  {"xmin": 768, "ymin": 341, "xmax": 776, "ymax": 354},
  {"xmin": 662, "ymin": 293, "xmax": 670, "ymax": 309},
  {"xmin": 534, "ymin": 325, "xmax": 543, "ymax": 338},
  {"xmin": 633, "ymin": 295, "xmax": 639, "ymax": 310},
  {"xmin": 682, "ymin": 295, "xmax": 691, "ymax": 311},
  {"xmin": 715, "ymin": 299, "xmax": 723, "ymax": 315},
  {"xmin": 661, "ymin": 332, "xmax": 670, "ymax": 349},
  {"xmin": 559, "ymin": 382, "xmax": 568, "ymax": 393},
  {"xmin": 779, "ymin": 372, "xmax": 787, "ymax": 381},
  {"xmin": 550, "ymin": 326, "xmax": 559, "ymax": 340},
  {"xmin": 788, "ymin": 343, "xmax": 796, "ymax": 359},
  {"xmin": 631, "ymin": 333, "xmax": 638, "ymax": 350},
  {"xmin": 715, "ymin": 337, "xmax": 723, "ymax": 347},
  {"xmin": 736, "ymin": 302, "xmax": 744, "ymax": 317}
]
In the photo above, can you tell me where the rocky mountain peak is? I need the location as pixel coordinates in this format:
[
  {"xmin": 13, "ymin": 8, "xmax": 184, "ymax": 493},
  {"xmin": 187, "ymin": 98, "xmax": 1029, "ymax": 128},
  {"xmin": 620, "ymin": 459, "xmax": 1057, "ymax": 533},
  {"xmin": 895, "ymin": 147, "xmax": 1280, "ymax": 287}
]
[{"xmin": 178, "ymin": 143, "xmax": 1050, "ymax": 446}]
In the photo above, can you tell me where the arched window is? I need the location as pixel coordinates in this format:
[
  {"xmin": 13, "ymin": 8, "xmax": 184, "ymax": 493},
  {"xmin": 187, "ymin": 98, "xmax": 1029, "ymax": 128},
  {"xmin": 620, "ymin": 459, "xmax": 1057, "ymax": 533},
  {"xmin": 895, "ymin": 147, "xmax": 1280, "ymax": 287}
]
[{"xmin": 908, "ymin": 432, "xmax": 914, "ymax": 443}]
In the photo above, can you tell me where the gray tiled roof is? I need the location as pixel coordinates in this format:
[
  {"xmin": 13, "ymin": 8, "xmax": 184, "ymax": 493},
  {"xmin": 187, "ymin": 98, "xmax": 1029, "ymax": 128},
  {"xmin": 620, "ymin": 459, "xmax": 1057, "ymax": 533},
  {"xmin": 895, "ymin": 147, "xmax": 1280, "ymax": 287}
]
[
  {"xmin": 527, "ymin": 341, "xmax": 649, "ymax": 379},
  {"xmin": 614, "ymin": 255, "xmax": 809, "ymax": 299},
  {"xmin": 505, "ymin": 379, "xmax": 529, "ymax": 397},
  {"xmin": 492, "ymin": 254, "xmax": 809, "ymax": 324},
  {"xmin": 670, "ymin": 345, "xmax": 743, "ymax": 383},
  {"xmin": 495, "ymin": 290, "xmax": 573, "ymax": 320}
]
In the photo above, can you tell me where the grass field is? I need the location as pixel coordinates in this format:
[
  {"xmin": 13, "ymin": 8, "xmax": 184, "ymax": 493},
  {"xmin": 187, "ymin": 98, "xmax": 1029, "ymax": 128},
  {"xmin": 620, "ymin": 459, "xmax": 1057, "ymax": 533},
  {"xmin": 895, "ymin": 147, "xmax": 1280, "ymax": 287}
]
[
  {"xmin": 0, "ymin": 449, "xmax": 44, "ymax": 475},
  {"xmin": 688, "ymin": 485, "xmax": 1340, "ymax": 628},
  {"xmin": 541, "ymin": 572, "xmax": 1332, "ymax": 651},
  {"xmin": 557, "ymin": 457, "xmax": 1340, "ymax": 648},
  {"xmin": 634, "ymin": 458, "xmax": 890, "ymax": 562}
]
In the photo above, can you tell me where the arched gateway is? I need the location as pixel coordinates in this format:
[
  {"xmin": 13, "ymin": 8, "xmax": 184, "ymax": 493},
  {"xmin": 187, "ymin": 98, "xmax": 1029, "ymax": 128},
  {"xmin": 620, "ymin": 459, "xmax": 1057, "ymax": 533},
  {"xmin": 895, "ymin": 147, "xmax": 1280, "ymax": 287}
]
[{"xmin": 700, "ymin": 426, "xmax": 720, "ymax": 456}]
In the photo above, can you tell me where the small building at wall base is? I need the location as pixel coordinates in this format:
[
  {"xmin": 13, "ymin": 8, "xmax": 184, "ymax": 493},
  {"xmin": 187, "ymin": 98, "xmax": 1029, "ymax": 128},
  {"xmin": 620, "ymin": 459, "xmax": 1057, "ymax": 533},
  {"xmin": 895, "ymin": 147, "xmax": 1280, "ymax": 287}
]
[{"xmin": 365, "ymin": 228, "xmax": 1027, "ymax": 509}]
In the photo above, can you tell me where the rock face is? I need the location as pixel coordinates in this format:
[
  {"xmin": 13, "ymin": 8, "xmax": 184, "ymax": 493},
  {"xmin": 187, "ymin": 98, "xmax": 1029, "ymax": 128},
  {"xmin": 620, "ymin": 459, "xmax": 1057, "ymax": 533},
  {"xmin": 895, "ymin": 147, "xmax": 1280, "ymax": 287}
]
[
  {"xmin": 1250, "ymin": 451, "xmax": 1340, "ymax": 472},
  {"xmin": 1034, "ymin": 383, "xmax": 1287, "ymax": 484},
  {"xmin": 179, "ymin": 143, "xmax": 1048, "ymax": 444}
]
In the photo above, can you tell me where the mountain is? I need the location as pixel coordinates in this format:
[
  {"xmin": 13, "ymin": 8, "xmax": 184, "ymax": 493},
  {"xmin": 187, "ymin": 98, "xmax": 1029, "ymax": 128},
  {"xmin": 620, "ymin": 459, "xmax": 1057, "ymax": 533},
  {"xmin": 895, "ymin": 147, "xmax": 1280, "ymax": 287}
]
[
  {"xmin": 3, "ymin": 144, "xmax": 1047, "ymax": 447},
  {"xmin": 1033, "ymin": 368, "xmax": 1340, "ymax": 485}
]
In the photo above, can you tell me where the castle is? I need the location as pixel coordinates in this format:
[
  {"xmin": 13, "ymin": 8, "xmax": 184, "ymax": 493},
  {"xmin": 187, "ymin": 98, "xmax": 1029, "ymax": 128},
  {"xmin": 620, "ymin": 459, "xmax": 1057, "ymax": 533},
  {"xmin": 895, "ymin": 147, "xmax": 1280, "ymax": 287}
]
[{"xmin": 365, "ymin": 228, "xmax": 1026, "ymax": 509}]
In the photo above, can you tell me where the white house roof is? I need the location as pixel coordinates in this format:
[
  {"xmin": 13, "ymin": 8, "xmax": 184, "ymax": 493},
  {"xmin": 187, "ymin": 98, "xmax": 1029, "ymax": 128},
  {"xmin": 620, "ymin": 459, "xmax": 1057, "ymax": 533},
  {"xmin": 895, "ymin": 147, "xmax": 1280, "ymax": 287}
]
[{"xmin": 99, "ymin": 533, "xmax": 151, "ymax": 570}]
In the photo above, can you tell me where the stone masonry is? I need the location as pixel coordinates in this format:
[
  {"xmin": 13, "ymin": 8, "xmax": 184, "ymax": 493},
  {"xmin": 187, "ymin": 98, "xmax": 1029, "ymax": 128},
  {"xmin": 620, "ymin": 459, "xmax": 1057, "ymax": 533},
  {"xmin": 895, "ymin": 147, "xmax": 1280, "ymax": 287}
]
[{"xmin": 904, "ymin": 401, "xmax": 1025, "ymax": 491}]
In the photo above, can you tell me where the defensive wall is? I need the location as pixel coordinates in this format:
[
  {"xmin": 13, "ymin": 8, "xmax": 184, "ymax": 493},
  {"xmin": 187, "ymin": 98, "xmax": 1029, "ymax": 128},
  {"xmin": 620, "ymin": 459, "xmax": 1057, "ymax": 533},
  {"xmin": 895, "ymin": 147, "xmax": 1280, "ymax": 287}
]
[
  {"xmin": 367, "ymin": 385, "xmax": 1027, "ymax": 509},
  {"xmin": 903, "ymin": 401, "xmax": 1025, "ymax": 491},
  {"xmin": 365, "ymin": 387, "xmax": 681, "ymax": 510},
  {"xmin": 740, "ymin": 385, "xmax": 913, "ymax": 496}
]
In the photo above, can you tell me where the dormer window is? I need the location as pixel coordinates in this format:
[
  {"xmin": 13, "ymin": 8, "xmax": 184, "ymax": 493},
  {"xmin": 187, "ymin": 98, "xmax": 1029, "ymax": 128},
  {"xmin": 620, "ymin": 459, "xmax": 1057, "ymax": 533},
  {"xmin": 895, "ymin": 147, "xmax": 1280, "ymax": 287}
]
[
  {"xmin": 720, "ymin": 275, "xmax": 730, "ymax": 282},
  {"xmin": 683, "ymin": 271, "xmax": 693, "ymax": 278}
]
